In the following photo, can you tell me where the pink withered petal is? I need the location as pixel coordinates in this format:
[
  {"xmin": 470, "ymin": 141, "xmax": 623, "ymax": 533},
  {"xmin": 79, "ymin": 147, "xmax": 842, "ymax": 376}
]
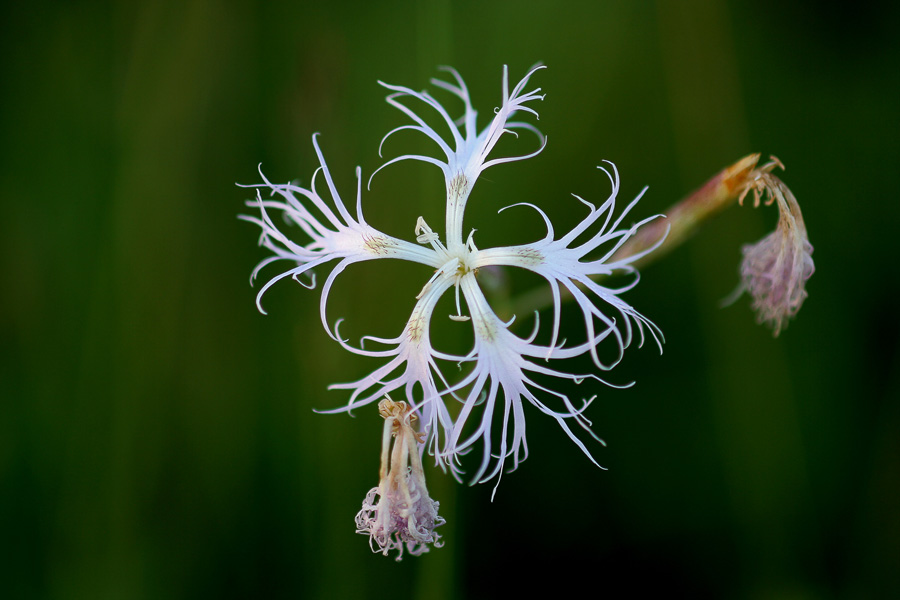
[{"xmin": 736, "ymin": 163, "xmax": 815, "ymax": 336}]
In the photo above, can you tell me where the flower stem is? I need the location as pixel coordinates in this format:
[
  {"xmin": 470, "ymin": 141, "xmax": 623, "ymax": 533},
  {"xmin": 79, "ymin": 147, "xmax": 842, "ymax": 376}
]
[{"xmin": 610, "ymin": 152, "xmax": 761, "ymax": 269}]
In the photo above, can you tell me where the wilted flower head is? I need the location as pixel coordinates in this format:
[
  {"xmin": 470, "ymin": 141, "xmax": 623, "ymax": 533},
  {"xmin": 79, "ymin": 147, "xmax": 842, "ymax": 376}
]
[
  {"xmin": 355, "ymin": 397, "xmax": 445, "ymax": 560},
  {"xmin": 241, "ymin": 65, "xmax": 663, "ymax": 491},
  {"xmin": 734, "ymin": 157, "xmax": 815, "ymax": 336}
]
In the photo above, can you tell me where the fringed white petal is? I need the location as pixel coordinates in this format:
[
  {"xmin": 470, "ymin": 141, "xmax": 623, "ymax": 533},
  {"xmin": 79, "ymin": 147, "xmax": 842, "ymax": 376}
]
[{"xmin": 239, "ymin": 135, "xmax": 443, "ymax": 326}]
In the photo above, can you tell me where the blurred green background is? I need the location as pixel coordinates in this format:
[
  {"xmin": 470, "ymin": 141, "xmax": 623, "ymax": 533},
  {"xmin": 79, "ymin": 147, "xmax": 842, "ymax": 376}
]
[{"xmin": 2, "ymin": 0, "xmax": 899, "ymax": 598}]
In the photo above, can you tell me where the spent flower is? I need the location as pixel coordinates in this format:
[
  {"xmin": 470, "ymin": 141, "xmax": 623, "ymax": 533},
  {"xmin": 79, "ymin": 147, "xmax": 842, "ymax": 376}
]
[
  {"xmin": 732, "ymin": 157, "xmax": 815, "ymax": 335},
  {"xmin": 355, "ymin": 397, "xmax": 445, "ymax": 560}
]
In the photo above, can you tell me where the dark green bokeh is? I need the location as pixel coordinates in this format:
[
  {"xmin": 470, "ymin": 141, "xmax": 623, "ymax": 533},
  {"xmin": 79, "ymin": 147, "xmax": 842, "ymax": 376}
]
[{"xmin": 2, "ymin": 1, "xmax": 898, "ymax": 598}]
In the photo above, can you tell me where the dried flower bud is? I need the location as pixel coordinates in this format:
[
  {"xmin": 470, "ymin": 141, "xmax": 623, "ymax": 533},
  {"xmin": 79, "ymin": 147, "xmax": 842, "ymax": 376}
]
[
  {"xmin": 733, "ymin": 158, "xmax": 815, "ymax": 336},
  {"xmin": 355, "ymin": 397, "xmax": 445, "ymax": 560}
]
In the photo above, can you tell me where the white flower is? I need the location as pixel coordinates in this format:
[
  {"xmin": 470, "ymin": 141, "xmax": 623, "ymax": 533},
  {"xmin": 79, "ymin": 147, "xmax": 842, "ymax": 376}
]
[{"xmin": 242, "ymin": 65, "xmax": 663, "ymax": 488}]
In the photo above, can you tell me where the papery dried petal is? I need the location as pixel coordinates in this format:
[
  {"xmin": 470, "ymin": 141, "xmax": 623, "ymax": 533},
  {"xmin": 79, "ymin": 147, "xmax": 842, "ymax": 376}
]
[{"xmin": 735, "ymin": 163, "xmax": 814, "ymax": 335}]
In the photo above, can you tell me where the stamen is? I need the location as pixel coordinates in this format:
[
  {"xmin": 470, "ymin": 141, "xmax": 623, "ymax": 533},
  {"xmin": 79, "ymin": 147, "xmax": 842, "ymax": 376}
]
[
  {"xmin": 415, "ymin": 216, "xmax": 449, "ymax": 256},
  {"xmin": 449, "ymin": 280, "xmax": 470, "ymax": 321}
]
